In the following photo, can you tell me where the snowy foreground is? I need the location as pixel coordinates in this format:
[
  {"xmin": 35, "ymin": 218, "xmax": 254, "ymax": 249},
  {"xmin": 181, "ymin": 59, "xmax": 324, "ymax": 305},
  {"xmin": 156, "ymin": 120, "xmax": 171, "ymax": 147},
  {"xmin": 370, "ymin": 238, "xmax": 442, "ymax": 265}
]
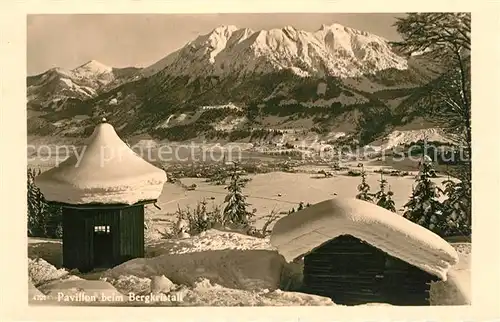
[{"xmin": 28, "ymin": 230, "xmax": 470, "ymax": 306}]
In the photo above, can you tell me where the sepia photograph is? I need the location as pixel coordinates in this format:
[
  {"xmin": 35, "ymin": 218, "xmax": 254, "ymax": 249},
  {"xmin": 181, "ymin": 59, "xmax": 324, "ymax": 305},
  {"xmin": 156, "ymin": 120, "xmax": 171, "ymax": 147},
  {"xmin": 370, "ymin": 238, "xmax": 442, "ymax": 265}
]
[{"xmin": 24, "ymin": 11, "xmax": 473, "ymax": 308}]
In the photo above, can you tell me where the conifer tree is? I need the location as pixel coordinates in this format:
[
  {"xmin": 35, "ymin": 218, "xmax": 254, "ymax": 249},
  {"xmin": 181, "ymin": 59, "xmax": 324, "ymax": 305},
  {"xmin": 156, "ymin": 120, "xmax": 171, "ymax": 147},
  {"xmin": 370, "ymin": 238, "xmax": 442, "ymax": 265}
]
[
  {"xmin": 27, "ymin": 168, "xmax": 42, "ymax": 236},
  {"xmin": 44, "ymin": 201, "xmax": 63, "ymax": 238},
  {"xmin": 441, "ymin": 175, "xmax": 471, "ymax": 236},
  {"xmin": 208, "ymin": 166, "xmax": 229, "ymax": 185},
  {"xmin": 27, "ymin": 167, "xmax": 62, "ymax": 238},
  {"xmin": 374, "ymin": 173, "xmax": 397, "ymax": 212},
  {"xmin": 393, "ymin": 13, "xmax": 471, "ymax": 235},
  {"xmin": 355, "ymin": 165, "xmax": 374, "ymax": 202},
  {"xmin": 223, "ymin": 163, "xmax": 253, "ymax": 227},
  {"xmin": 403, "ymin": 160, "xmax": 445, "ymax": 234}
]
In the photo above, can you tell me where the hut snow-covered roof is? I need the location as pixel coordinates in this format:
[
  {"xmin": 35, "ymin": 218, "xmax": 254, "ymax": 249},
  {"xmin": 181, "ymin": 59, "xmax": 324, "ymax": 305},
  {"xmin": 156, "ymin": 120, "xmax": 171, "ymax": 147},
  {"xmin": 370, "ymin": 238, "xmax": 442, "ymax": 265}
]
[
  {"xmin": 35, "ymin": 120, "xmax": 167, "ymax": 205},
  {"xmin": 270, "ymin": 198, "xmax": 459, "ymax": 281}
]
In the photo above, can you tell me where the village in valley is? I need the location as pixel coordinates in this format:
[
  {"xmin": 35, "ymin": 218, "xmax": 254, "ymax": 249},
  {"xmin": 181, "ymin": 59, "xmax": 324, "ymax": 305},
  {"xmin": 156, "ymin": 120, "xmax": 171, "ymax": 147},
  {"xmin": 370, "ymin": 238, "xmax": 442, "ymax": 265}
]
[{"xmin": 26, "ymin": 13, "xmax": 471, "ymax": 307}]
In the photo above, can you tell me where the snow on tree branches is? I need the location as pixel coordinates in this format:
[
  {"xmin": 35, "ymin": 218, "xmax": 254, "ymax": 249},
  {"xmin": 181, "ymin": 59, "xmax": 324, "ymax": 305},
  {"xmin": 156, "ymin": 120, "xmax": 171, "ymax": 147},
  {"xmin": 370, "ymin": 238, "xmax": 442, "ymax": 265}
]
[
  {"xmin": 355, "ymin": 164, "xmax": 374, "ymax": 202},
  {"xmin": 223, "ymin": 163, "xmax": 255, "ymax": 227},
  {"xmin": 392, "ymin": 13, "xmax": 470, "ymax": 59},
  {"xmin": 27, "ymin": 168, "xmax": 62, "ymax": 238},
  {"xmin": 374, "ymin": 173, "xmax": 397, "ymax": 213},
  {"xmin": 441, "ymin": 177, "xmax": 472, "ymax": 236},
  {"xmin": 403, "ymin": 161, "xmax": 445, "ymax": 235}
]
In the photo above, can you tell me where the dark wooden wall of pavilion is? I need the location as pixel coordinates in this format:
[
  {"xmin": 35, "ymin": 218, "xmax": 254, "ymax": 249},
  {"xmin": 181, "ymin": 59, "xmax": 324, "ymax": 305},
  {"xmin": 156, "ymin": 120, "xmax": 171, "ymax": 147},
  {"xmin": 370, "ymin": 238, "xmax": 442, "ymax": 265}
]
[
  {"xmin": 302, "ymin": 235, "xmax": 438, "ymax": 306},
  {"xmin": 119, "ymin": 206, "xmax": 145, "ymax": 262},
  {"xmin": 61, "ymin": 204, "xmax": 145, "ymax": 272}
]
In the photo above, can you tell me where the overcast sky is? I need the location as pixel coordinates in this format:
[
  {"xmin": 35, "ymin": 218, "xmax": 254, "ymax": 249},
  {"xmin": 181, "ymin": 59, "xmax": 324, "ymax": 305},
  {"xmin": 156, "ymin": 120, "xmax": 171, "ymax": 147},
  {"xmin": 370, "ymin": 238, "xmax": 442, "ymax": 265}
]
[{"xmin": 27, "ymin": 13, "xmax": 405, "ymax": 75}]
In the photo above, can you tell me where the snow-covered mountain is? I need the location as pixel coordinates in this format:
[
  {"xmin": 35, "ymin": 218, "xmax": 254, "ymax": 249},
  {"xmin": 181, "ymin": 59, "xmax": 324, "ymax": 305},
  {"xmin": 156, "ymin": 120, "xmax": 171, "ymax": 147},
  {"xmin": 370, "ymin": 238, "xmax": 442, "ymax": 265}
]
[
  {"xmin": 72, "ymin": 60, "xmax": 114, "ymax": 79},
  {"xmin": 27, "ymin": 22, "xmax": 448, "ymax": 143},
  {"xmin": 27, "ymin": 60, "xmax": 142, "ymax": 110},
  {"xmin": 142, "ymin": 24, "xmax": 407, "ymax": 79}
]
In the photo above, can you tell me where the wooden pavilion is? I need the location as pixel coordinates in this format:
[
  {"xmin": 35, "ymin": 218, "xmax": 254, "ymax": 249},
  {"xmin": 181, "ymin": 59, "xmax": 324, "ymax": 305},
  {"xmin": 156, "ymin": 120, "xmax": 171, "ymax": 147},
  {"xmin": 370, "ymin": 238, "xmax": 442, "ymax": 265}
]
[{"xmin": 35, "ymin": 119, "xmax": 167, "ymax": 272}]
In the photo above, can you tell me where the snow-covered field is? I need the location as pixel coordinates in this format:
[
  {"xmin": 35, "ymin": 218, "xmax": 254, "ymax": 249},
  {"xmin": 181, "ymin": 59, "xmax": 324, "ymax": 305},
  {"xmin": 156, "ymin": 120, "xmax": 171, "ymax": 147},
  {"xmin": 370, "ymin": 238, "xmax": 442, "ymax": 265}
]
[
  {"xmin": 28, "ymin": 152, "xmax": 445, "ymax": 227},
  {"xmin": 28, "ymin": 229, "xmax": 470, "ymax": 306},
  {"xmin": 147, "ymin": 170, "xmax": 452, "ymax": 230}
]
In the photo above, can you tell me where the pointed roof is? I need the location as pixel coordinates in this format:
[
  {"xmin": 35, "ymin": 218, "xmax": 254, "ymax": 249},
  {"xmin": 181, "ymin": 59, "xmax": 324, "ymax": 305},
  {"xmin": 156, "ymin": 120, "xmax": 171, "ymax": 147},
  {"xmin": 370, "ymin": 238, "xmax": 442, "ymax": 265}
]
[
  {"xmin": 35, "ymin": 119, "xmax": 167, "ymax": 205},
  {"xmin": 270, "ymin": 198, "xmax": 459, "ymax": 280}
]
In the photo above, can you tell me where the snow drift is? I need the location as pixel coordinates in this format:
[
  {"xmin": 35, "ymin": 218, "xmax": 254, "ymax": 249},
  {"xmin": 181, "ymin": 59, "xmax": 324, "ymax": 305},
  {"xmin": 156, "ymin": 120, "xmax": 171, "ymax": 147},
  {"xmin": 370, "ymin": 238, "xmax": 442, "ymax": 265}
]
[
  {"xmin": 29, "ymin": 258, "xmax": 69, "ymax": 286},
  {"xmin": 429, "ymin": 243, "xmax": 471, "ymax": 305},
  {"xmin": 103, "ymin": 249, "xmax": 285, "ymax": 291},
  {"xmin": 270, "ymin": 198, "xmax": 459, "ymax": 280},
  {"xmin": 38, "ymin": 279, "xmax": 124, "ymax": 302},
  {"xmin": 29, "ymin": 279, "xmax": 44, "ymax": 298}
]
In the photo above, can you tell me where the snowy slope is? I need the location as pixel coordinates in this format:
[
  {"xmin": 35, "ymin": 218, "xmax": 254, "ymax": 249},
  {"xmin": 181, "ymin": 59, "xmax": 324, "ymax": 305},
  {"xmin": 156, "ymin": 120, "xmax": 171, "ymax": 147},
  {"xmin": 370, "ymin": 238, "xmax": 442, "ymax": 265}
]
[
  {"xmin": 371, "ymin": 128, "xmax": 457, "ymax": 151},
  {"xmin": 27, "ymin": 60, "xmax": 141, "ymax": 109},
  {"xmin": 141, "ymin": 49, "xmax": 182, "ymax": 77},
  {"xmin": 72, "ymin": 60, "xmax": 113, "ymax": 79},
  {"xmin": 144, "ymin": 23, "xmax": 407, "ymax": 78}
]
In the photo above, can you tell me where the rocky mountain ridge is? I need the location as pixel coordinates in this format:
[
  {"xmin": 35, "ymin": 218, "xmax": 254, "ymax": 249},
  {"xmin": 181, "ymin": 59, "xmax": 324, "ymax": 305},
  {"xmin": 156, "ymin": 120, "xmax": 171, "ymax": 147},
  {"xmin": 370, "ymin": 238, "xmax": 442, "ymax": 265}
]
[{"xmin": 27, "ymin": 22, "xmax": 447, "ymax": 146}]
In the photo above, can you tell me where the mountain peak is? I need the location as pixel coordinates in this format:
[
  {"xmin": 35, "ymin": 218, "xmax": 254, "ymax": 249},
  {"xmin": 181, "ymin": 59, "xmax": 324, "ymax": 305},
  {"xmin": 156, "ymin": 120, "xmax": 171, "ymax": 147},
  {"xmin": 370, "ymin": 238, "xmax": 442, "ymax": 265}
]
[
  {"xmin": 318, "ymin": 22, "xmax": 344, "ymax": 31},
  {"xmin": 211, "ymin": 25, "xmax": 239, "ymax": 35},
  {"xmin": 145, "ymin": 22, "xmax": 408, "ymax": 78},
  {"xmin": 73, "ymin": 60, "xmax": 112, "ymax": 74}
]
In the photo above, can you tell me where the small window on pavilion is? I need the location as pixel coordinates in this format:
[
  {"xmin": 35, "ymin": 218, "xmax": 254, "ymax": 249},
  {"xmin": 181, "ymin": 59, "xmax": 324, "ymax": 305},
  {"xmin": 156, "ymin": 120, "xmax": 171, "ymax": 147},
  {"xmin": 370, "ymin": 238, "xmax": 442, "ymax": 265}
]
[{"xmin": 94, "ymin": 225, "xmax": 110, "ymax": 233}]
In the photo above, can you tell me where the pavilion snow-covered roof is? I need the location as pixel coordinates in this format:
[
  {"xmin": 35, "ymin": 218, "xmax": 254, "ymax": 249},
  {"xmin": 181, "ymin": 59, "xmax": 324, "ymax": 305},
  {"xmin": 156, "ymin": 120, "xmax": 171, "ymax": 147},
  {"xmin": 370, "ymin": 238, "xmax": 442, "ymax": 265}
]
[
  {"xmin": 270, "ymin": 198, "xmax": 459, "ymax": 281},
  {"xmin": 35, "ymin": 119, "xmax": 167, "ymax": 205}
]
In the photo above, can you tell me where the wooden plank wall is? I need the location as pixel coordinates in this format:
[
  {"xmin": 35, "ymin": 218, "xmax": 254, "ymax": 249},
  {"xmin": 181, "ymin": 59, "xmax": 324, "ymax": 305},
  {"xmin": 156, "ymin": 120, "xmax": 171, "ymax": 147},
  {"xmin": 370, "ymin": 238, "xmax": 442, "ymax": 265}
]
[
  {"xmin": 62, "ymin": 207, "xmax": 121, "ymax": 272},
  {"xmin": 91, "ymin": 208, "xmax": 121, "ymax": 267},
  {"xmin": 61, "ymin": 205, "xmax": 146, "ymax": 272},
  {"xmin": 119, "ymin": 205, "xmax": 145, "ymax": 262},
  {"xmin": 61, "ymin": 210, "xmax": 76, "ymax": 269},
  {"xmin": 62, "ymin": 208, "xmax": 94, "ymax": 272},
  {"xmin": 382, "ymin": 256, "xmax": 436, "ymax": 305},
  {"xmin": 302, "ymin": 235, "xmax": 435, "ymax": 306}
]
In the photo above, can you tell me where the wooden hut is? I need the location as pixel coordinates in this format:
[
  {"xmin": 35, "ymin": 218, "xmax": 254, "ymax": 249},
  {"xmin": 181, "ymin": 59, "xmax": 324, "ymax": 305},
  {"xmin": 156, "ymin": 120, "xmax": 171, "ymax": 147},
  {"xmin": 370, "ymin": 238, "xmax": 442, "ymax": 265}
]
[
  {"xmin": 270, "ymin": 198, "xmax": 459, "ymax": 306},
  {"xmin": 35, "ymin": 119, "xmax": 167, "ymax": 272}
]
